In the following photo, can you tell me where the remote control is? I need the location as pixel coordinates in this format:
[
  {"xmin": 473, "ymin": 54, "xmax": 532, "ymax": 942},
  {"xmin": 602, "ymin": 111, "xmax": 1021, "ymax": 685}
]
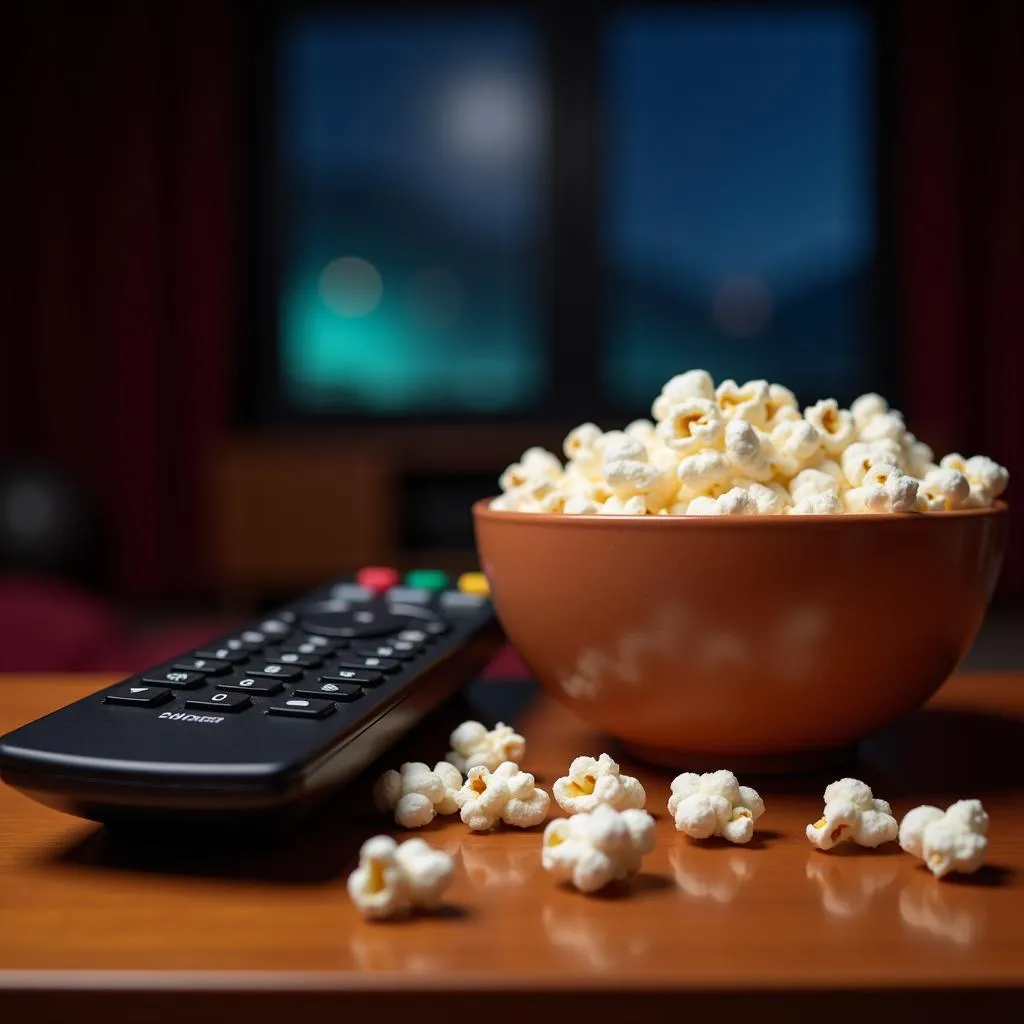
[{"xmin": 0, "ymin": 569, "xmax": 503, "ymax": 832}]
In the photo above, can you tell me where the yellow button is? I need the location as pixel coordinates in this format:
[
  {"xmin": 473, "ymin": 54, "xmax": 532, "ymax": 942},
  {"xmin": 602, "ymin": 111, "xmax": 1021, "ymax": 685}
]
[{"xmin": 458, "ymin": 572, "xmax": 490, "ymax": 597}]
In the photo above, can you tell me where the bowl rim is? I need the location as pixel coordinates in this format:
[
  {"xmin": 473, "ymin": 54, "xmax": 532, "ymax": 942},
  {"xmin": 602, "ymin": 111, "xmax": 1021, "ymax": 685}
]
[{"xmin": 472, "ymin": 497, "xmax": 1009, "ymax": 526}]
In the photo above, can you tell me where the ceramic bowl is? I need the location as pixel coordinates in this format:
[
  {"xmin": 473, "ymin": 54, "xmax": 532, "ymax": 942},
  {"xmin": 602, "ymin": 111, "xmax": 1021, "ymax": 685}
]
[{"xmin": 473, "ymin": 500, "xmax": 1008, "ymax": 771}]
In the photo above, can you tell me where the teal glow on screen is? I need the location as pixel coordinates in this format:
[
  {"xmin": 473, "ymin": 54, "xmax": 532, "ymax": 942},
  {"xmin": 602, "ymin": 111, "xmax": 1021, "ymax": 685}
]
[{"xmin": 278, "ymin": 14, "xmax": 545, "ymax": 415}]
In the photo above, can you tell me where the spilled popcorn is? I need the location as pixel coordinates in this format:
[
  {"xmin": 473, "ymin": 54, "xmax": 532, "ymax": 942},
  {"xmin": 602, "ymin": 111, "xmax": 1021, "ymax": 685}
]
[
  {"xmin": 806, "ymin": 778, "xmax": 898, "ymax": 851},
  {"xmin": 490, "ymin": 371, "xmax": 1008, "ymax": 515},
  {"xmin": 455, "ymin": 762, "xmax": 550, "ymax": 831},
  {"xmin": 446, "ymin": 720, "xmax": 525, "ymax": 774},
  {"xmin": 899, "ymin": 799, "xmax": 989, "ymax": 879},
  {"xmin": 542, "ymin": 804, "xmax": 656, "ymax": 893},
  {"xmin": 668, "ymin": 770, "xmax": 765, "ymax": 844},
  {"xmin": 347, "ymin": 836, "xmax": 454, "ymax": 920},
  {"xmin": 373, "ymin": 761, "xmax": 462, "ymax": 829},
  {"xmin": 553, "ymin": 753, "xmax": 646, "ymax": 814}
]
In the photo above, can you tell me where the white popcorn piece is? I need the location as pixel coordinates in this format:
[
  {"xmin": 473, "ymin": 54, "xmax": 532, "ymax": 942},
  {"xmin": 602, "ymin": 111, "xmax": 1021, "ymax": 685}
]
[
  {"xmin": 446, "ymin": 720, "xmax": 525, "ymax": 774},
  {"xmin": 625, "ymin": 418, "xmax": 657, "ymax": 443},
  {"xmin": 599, "ymin": 430, "xmax": 648, "ymax": 464},
  {"xmin": 563, "ymin": 422, "xmax": 603, "ymax": 461},
  {"xmin": 373, "ymin": 761, "xmax": 463, "ymax": 829},
  {"xmin": 859, "ymin": 410, "xmax": 907, "ymax": 445},
  {"xmin": 599, "ymin": 494, "xmax": 648, "ymax": 515},
  {"xmin": 862, "ymin": 464, "xmax": 919, "ymax": 513},
  {"xmin": 724, "ymin": 420, "xmax": 773, "ymax": 481},
  {"xmin": 788, "ymin": 492, "xmax": 844, "ymax": 515},
  {"xmin": 804, "ymin": 399, "xmax": 856, "ymax": 456},
  {"xmin": 917, "ymin": 467, "xmax": 971, "ymax": 512},
  {"xmin": 764, "ymin": 382, "xmax": 801, "ymax": 428},
  {"xmin": 716, "ymin": 486, "xmax": 758, "ymax": 516},
  {"xmin": 564, "ymin": 495, "xmax": 599, "ymax": 515},
  {"xmin": 604, "ymin": 459, "xmax": 659, "ymax": 496},
  {"xmin": 347, "ymin": 835, "xmax": 454, "ymax": 920},
  {"xmin": 899, "ymin": 799, "xmax": 989, "ymax": 879},
  {"xmin": 553, "ymin": 753, "xmax": 646, "ymax": 814},
  {"xmin": 454, "ymin": 761, "xmax": 550, "ymax": 831},
  {"xmin": 806, "ymin": 778, "xmax": 898, "ymax": 851},
  {"xmin": 677, "ymin": 448, "xmax": 733, "ymax": 496},
  {"xmin": 725, "ymin": 479, "xmax": 787, "ymax": 515},
  {"xmin": 542, "ymin": 804, "xmax": 656, "ymax": 893},
  {"xmin": 651, "ymin": 369, "xmax": 716, "ymax": 420},
  {"xmin": 715, "ymin": 378, "xmax": 770, "ymax": 426},
  {"xmin": 499, "ymin": 447, "xmax": 562, "ymax": 492},
  {"xmin": 941, "ymin": 453, "xmax": 1009, "ymax": 503},
  {"xmin": 770, "ymin": 418, "xmax": 823, "ymax": 476},
  {"xmin": 655, "ymin": 398, "xmax": 725, "ymax": 456},
  {"xmin": 850, "ymin": 392, "xmax": 889, "ymax": 429},
  {"xmin": 668, "ymin": 770, "xmax": 765, "ymax": 844},
  {"xmin": 902, "ymin": 432, "xmax": 937, "ymax": 479},
  {"xmin": 840, "ymin": 440, "xmax": 901, "ymax": 487},
  {"xmin": 790, "ymin": 466, "xmax": 840, "ymax": 503},
  {"xmin": 685, "ymin": 495, "xmax": 721, "ymax": 516}
]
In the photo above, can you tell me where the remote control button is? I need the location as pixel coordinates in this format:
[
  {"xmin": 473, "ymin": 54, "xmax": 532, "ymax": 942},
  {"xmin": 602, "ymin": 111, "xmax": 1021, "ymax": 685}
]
[
  {"xmin": 142, "ymin": 670, "xmax": 206, "ymax": 690},
  {"xmin": 171, "ymin": 658, "xmax": 232, "ymax": 676},
  {"xmin": 246, "ymin": 663, "xmax": 303, "ymax": 681},
  {"xmin": 423, "ymin": 620, "xmax": 448, "ymax": 636},
  {"xmin": 290, "ymin": 633, "xmax": 339, "ymax": 651},
  {"xmin": 396, "ymin": 629, "xmax": 429, "ymax": 644},
  {"xmin": 457, "ymin": 571, "xmax": 490, "ymax": 597},
  {"xmin": 320, "ymin": 669, "xmax": 384, "ymax": 687},
  {"xmin": 440, "ymin": 591, "xmax": 488, "ymax": 612},
  {"xmin": 337, "ymin": 656, "xmax": 401, "ymax": 674},
  {"xmin": 267, "ymin": 698, "xmax": 336, "ymax": 719},
  {"xmin": 216, "ymin": 676, "xmax": 284, "ymax": 695},
  {"xmin": 329, "ymin": 584, "xmax": 374, "ymax": 602},
  {"xmin": 258, "ymin": 618, "xmax": 291, "ymax": 636},
  {"xmin": 294, "ymin": 681, "xmax": 364, "ymax": 702},
  {"xmin": 405, "ymin": 569, "xmax": 449, "ymax": 590},
  {"xmin": 185, "ymin": 692, "xmax": 252, "ymax": 713},
  {"xmin": 193, "ymin": 647, "xmax": 249, "ymax": 665},
  {"xmin": 240, "ymin": 630, "xmax": 267, "ymax": 645},
  {"xmin": 263, "ymin": 649, "xmax": 322, "ymax": 668},
  {"xmin": 382, "ymin": 638, "xmax": 421, "ymax": 654},
  {"xmin": 352, "ymin": 642, "xmax": 414, "ymax": 661},
  {"xmin": 105, "ymin": 686, "xmax": 173, "ymax": 708},
  {"xmin": 221, "ymin": 637, "xmax": 264, "ymax": 653},
  {"xmin": 280, "ymin": 640, "xmax": 339, "ymax": 658},
  {"xmin": 385, "ymin": 586, "xmax": 432, "ymax": 605},
  {"xmin": 300, "ymin": 608, "xmax": 408, "ymax": 639},
  {"xmin": 356, "ymin": 566, "xmax": 400, "ymax": 595}
]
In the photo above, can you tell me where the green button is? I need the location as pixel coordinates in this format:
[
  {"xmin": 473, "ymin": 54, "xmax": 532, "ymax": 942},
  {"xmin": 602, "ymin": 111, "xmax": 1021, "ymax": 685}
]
[{"xmin": 405, "ymin": 569, "xmax": 449, "ymax": 590}]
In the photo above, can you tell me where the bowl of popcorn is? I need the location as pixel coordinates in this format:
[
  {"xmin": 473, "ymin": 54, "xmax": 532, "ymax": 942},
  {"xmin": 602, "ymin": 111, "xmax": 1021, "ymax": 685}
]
[{"xmin": 473, "ymin": 370, "xmax": 1009, "ymax": 770}]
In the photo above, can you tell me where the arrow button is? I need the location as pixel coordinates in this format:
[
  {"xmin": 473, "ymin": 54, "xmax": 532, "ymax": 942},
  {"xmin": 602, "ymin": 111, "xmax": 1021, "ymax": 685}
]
[{"xmin": 104, "ymin": 686, "xmax": 173, "ymax": 708}]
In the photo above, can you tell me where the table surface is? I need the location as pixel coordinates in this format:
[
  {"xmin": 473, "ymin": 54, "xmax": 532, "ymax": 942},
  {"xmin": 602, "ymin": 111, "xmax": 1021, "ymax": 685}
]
[{"xmin": 0, "ymin": 672, "xmax": 1022, "ymax": 1018}]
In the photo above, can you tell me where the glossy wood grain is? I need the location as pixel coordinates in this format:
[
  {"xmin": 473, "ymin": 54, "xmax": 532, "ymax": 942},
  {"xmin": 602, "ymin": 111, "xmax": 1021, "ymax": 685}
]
[{"xmin": 1, "ymin": 673, "xmax": 1022, "ymax": 1020}]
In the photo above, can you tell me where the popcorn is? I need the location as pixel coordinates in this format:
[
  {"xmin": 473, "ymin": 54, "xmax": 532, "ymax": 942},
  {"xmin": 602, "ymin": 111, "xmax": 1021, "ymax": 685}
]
[
  {"xmin": 898, "ymin": 799, "xmax": 989, "ymax": 878},
  {"xmin": 651, "ymin": 369, "xmax": 715, "ymax": 421},
  {"xmin": 804, "ymin": 399, "xmax": 856, "ymax": 455},
  {"xmin": 553, "ymin": 753, "xmax": 646, "ymax": 814},
  {"xmin": 446, "ymin": 720, "xmax": 525, "ymax": 774},
  {"xmin": 677, "ymin": 449, "xmax": 732, "ymax": 496},
  {"xmin": 454, "ymin": 761, "xmax": 550, "ymax": 831},
  {"xmin": 542, "ymin": 804, "xmax": 656, "ymax": 893},
  {"xmin": 806, "ymin": 778, "xmax": 898, "ymax": 850},
  {"xmin": 491, "ymin": 370, "xmax": 1008, "ymax": 517},
  {"xmin": 917, "ymin": 467, "xmax": 971, "ymax": 512},
  {"xmin": 668, "ymin": 770, "xmax": 765, "ymax": 844},
  {"xmin": 655, "ymin": 399, "xmax": 724, "ymax": 456},
  {"xmin": 373, "ymin": 761, "xmax": 462, "ymax": 828},
  {"xmin": 724, "ymin": 420, "xmax": 773, "ymax": 481},
  {"xmin": 347, "ymin": 836, "xmax": 454, "ymax": 920}
]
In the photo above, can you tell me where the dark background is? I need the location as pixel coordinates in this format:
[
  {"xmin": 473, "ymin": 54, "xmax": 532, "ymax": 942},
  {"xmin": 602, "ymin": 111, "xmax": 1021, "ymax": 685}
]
[{"xmin": 0, "ymin": 0, "xmax": 1021, "ymax": 673}]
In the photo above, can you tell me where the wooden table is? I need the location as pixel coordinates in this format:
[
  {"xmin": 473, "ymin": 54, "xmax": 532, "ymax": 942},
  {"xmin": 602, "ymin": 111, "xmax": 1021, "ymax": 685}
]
[{"xmin": 1, "ymin": 673, "xmax": 1022, "ymax": 1022}]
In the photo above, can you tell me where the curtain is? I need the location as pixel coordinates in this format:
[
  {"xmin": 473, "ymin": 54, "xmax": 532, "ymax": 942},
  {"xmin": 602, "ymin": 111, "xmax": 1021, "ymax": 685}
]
[
  {"xmin": 0, "ymin": 1, "xmax": 235, "ymax": 599},
  {"xmin": 900, "ymin": 0, "xmax": 1024, "ymax": 595}
]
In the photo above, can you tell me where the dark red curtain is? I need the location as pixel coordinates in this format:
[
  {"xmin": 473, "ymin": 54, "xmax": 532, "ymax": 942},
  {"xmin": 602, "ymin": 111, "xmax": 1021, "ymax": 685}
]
[
  {"xmin": 900, "ymin": 0, "xmax": 1024, "ymax": 595},
  {"xmin": 0, "ymin": 1, "xmax": 234, "ymax": 599}
]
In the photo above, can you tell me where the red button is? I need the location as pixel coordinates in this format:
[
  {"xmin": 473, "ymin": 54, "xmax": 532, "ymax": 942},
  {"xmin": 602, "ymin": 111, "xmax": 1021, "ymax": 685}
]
[{"xmin": 356, "ymin": 566, "xmax": 400, "ymax": 595}]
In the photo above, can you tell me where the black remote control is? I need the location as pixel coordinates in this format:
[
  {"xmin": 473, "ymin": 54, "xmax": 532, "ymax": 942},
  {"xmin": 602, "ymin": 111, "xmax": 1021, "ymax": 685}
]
[{"xmin": 0, "ymin": 571, "xmax": 503, "ymax": 832}]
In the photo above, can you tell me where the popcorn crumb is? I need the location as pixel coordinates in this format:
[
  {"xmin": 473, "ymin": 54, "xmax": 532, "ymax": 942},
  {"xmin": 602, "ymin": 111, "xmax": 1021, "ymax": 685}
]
[
  {"xmin": 542, "ymin": 804, "xmax": 656, "ymax": 893},
  {"xmin": 668, "ymin": 770, "xmax": 765, "ymax": 844},
  {"xmin": 347, "ymin": 836, "xmax": 454, "ymax": 919},
  {"xmin": 446, "ymin": 720, "xmax": 525, "ymax": 774},
  {"xmin": 373, "ymin": 761, "xmax": 462, "ymax": 828},
  {"xmin": 553, "ymin": 753, "xmax": 646, "ymax": 814},
  {"xmin": 806, "ymin": 778, "xmax": 898, "ymax": 851},
  {"xmin": 454, "ymin": 761, "xmax": 550, "ymax": 831},
  {"xmin": 899, "ymin": 799, "xmax": 989, "ymax": 878}
]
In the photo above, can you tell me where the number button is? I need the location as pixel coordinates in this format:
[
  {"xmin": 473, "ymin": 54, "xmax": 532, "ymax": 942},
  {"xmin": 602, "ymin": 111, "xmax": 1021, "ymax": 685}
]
[
  {"xmin": 217, "ymin": 675, "xmax": 284, "ymax": 696},
  {"xmin": 184, "ymin": 692, "xmax": 252, "ymax": 712},
  {"xmin": 246, "ymin": 663, "xmax": 302, "ymax": 681},
  {"xmin": 193, "ymin": 648, "xmax": 249, "ymax": 665},
  {"xmin": 337, "ymin": 656, "xmax": 401, "ymax": 674},
  {"xmin": 142, "ymin": 670, "xmax": 205, "ymax": 690},
  {"xmin": 266, "ymin": 699, "xmax": 336, "ymax": 719},
  {"xmin": 170, "ymin": 658, "xmax": 232, "ymax": 676}
]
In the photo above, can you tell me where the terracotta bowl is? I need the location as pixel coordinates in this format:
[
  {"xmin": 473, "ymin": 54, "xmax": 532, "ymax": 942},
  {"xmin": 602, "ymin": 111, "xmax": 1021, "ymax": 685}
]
[{"xmin": 473, "ymin": 500, "xmax": 1008, "ymax": 771}]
